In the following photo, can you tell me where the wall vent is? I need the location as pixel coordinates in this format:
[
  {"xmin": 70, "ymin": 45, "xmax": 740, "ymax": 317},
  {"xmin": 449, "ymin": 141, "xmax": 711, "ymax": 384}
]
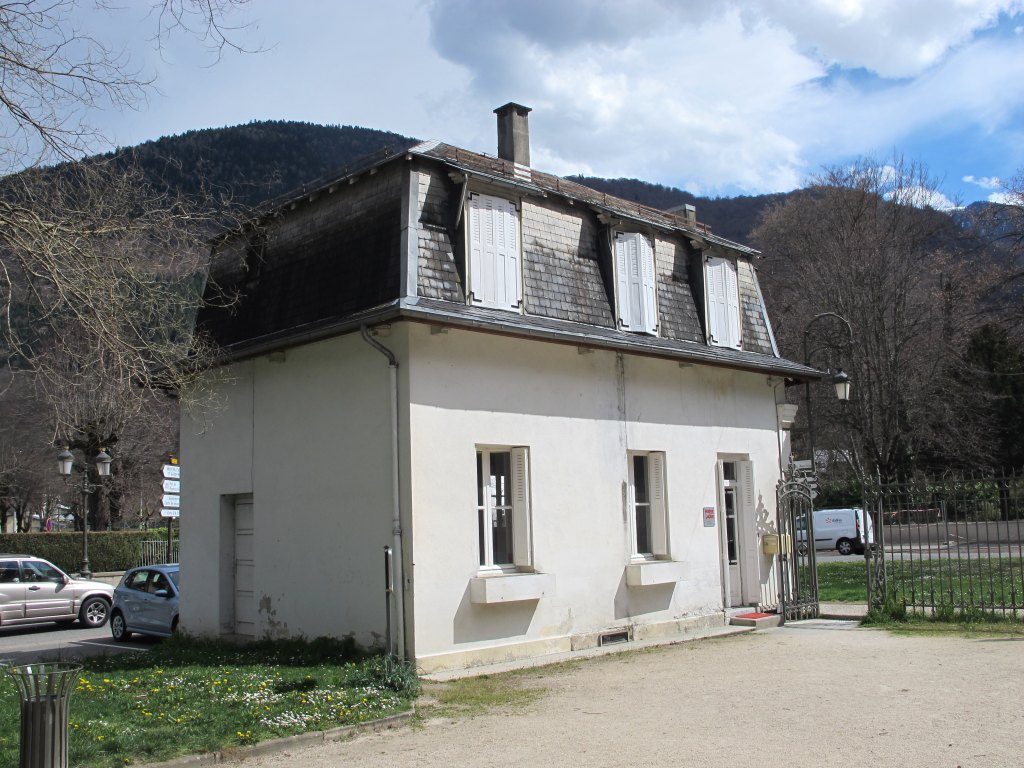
[{"xmin": 598, "ymin": 629, "xmax": 631, "ymax": 646}]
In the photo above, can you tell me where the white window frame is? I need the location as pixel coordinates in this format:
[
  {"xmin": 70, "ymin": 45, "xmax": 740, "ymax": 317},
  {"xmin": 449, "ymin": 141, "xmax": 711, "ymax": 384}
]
[
  {"xmin": 466, "ymin": 192, "xmax": 522, "ymax": 311},
  {"xmin": 704, "ymin": 255, "xmax": 741, "ymax": 349},
  {"xmin": 614, "ymin": 231, "xmax": 658, "ymax": 335},
  {"xmin": 627, "ymin": 451, "xmax": 668, "ymax": 559},
  {"xmin": 476, "ymin": 446, "xmax": 532, "ymax": 571}
]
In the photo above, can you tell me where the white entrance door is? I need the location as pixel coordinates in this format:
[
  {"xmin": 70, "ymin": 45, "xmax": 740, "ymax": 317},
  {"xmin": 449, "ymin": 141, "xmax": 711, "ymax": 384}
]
[
  {"xmin": 719, "ymin": 460, "xmax": 757, "ymax": 608},
  {"xmin": 233, "ymin": 495, "xmax": 255, "ymax": 637},
  {"xmin": 720, "ymin": 466, "xmax": 743, "ymax": 606}
]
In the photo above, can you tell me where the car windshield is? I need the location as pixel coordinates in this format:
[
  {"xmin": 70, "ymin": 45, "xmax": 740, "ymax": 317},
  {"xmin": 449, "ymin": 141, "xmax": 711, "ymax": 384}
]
[{"xmin": 167, "ymin": 570, "xmax": 180, "ymax": 587}]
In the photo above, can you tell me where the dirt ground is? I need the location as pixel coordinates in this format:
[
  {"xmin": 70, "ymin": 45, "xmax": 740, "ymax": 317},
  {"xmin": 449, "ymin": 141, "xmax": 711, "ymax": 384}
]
[{"xmin": 241, "ymin": 621, "xmax": 1024, "ymax": 768}]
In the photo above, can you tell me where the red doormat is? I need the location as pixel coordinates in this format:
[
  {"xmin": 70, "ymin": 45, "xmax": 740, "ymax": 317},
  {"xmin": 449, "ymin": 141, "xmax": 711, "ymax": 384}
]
[{"xmin": 735, "ymin": 612, "xmax": 774, "ymax": 619}]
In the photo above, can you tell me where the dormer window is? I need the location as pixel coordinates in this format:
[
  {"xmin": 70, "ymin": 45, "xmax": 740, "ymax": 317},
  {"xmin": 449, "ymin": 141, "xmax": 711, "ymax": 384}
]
[
  {"xmin": 467, "ymin": 192, "xmax": 522, "ymax": 311},
  {"xmin": 704, "ymin": 255, "xmax": 741, "ymax": 349},
  {"xmin": 614, "ymin": 232, "xmax": 658, "ymax": 335}
]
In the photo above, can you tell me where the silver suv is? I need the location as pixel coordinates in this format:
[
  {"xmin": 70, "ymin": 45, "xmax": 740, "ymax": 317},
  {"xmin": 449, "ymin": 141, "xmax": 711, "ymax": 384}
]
[{"xmin": 0, "ymin": 555, "xmax": 114, "ymax": 628}]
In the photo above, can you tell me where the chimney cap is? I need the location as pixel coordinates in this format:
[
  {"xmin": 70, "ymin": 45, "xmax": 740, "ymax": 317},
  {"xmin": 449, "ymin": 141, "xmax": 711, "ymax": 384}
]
[{"xmin": 494, "ymin": 102, "xmax": 532, "ymax": 116}]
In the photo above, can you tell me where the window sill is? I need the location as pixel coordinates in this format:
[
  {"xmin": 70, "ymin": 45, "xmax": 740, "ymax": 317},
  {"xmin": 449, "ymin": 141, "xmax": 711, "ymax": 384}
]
[
  {"xmin": 470, "ymin": 572, "xmax": 555, "ymax": 604},
  {"xmin": 625, "ymin": 560, "xmax": 688, "ymax": 587}
]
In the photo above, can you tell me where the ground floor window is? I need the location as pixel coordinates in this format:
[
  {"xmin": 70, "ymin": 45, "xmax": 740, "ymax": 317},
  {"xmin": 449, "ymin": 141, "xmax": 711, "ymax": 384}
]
[
  {"xmin": 628, "ymin": 451, "xmax": 668, "ymax": 558},
  {"xmin": 476, "ymin": 446, "xmax": 532, "ymax": 569}
]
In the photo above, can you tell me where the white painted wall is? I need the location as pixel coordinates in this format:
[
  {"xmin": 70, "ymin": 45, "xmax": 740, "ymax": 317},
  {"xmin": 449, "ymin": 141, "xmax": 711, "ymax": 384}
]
[
  {"xmin": 180, "ymin": 332, "xmax": 399, "ymax": 645},
  {"xmin": 181, "ymin": 321, "xmax": 786, "ymax": 669},
  {"xmin": 404, "ymin": 324, "xmax": 783, "ymax": 669}
]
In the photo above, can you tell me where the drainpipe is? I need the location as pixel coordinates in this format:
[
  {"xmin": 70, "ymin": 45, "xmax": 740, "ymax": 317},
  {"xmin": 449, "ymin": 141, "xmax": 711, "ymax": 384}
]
[{"xmin": 360, "ymin": 324, "xmax": 406, "ymax": 661}]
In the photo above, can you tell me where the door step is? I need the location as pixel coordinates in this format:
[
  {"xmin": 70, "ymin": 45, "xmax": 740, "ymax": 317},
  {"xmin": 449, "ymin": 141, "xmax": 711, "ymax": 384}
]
[{"xmin": 728, "ymin": 611, "xmax": 782, "ymax": 629}]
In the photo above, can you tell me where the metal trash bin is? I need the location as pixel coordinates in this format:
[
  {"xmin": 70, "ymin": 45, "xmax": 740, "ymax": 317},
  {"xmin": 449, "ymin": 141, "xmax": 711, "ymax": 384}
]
[{"xmin": 7, "ymin": 662, "xmax": 82, "ymax": 768}]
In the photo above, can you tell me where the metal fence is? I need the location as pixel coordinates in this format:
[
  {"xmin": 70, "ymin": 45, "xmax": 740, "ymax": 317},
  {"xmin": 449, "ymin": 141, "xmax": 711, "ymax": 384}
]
[
  {"xmin": 139, "ymin": 540, "xmax": 179, "ymax": 566},
  {"xmin": 866, "ymin": 473, "xmax": 1024, "ymax": 617}
]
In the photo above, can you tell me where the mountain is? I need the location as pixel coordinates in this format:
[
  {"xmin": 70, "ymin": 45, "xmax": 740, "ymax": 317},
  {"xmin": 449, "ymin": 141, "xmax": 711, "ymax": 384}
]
[
  {"xmin": 566, "ymin": 177, "xmax": 788, "ymax": 244},
  {"xmin": 112, "ymin": 120, "xmax": 789, "ymax": 247},
  {"xmin": 112, "ymin": 121, "xmax": 418, "ymax": 210},
  {"xmin": 109, "ymin": 120, "xmax": 1015, "ymax": 255}
]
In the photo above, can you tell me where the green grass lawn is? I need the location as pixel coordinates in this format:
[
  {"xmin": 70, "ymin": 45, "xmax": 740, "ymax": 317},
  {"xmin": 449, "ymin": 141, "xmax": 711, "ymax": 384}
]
[
  {"xmin": 0, "ymin": 637, "xmax": 419, "ymax": 768},
  {"xmin": 818, "ymin": 557, "xmax": 1024, "ymax": 612},
  {"xmin": 817, "ymin": 562, "xmax": 870, "ymax": 602}
]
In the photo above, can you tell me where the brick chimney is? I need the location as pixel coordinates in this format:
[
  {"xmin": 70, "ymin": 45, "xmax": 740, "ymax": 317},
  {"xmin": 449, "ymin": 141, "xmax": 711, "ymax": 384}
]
[{"xmin": 494, "ymin": 103, "xmax": 532, "ymax": 167}]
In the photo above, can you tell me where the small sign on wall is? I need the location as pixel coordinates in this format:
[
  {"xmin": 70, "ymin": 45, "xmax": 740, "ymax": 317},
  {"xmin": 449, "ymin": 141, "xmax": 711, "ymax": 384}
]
[{"xmin": 703, "ymin": 507, "xmax": 716, "ymax": 527}]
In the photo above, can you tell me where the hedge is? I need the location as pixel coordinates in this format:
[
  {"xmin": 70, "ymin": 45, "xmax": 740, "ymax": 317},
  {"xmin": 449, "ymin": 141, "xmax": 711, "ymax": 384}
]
[{"xmin": 0, "ymin": 530, "xmax": 178, "ymax": 574}]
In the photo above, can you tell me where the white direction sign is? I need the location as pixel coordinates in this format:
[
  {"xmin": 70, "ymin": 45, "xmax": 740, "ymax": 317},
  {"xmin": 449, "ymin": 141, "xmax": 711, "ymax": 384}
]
[{"xmin": 161, "ymin": 461, "xmax": 181, "ymax": 518}]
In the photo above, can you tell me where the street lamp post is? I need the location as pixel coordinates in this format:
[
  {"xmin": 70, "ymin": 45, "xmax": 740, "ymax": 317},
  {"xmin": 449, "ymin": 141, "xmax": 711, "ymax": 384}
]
[
  {"xmin": 57, "ymin": 447, "xmax": 112, "ymax": 579},
  {"xmin": 802, "ymin": 313, "xmax": 854, "ymax": 474}
]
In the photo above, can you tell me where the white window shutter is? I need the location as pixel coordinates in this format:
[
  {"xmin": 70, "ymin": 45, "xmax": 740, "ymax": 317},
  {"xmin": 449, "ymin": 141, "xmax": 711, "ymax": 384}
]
[
  {"xmin": 468, "ymin": 195, "xmax": 484, "ymax": 304},
  {"xmin": 468, "ymin": 194, "xmax": 520, "ymax": 311},
  {"xmin": 614, "ymin": 233, "xmax": 632, "ymax": 329},
  {"xmin": 501, "ymin": 200, "xmax": 521, "ymax": 310},
  {"xmin": 708, "ymin": 257, "xmax": 724, "ymax": 344},
  {"xmin": 724, "ymin": 259, "xmax": 741, "ymax": 348},
  {"xmin": 705, "ymin": 256, "xmax": 740, "ymax": 348},
  {"xmin": 738, "ymin": 460, "xmax": 755, "ymax": 515},
  {"xmin": 638, "ymin": 235, "xmax": 658, "ymax": 334},
  {"xmin": 649, "ymin": 452, "xmax": 668, "ymax": 556},
  {"xmin": 511, "ymin": 446, "xmax": 532, "ymax": 568}
]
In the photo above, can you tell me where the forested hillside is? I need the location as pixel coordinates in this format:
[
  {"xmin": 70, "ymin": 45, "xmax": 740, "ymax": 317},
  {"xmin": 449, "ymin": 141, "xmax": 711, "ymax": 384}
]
[
  {"xmin": 112, "ymin": 121, "xmax": 418, "ymax": 210},
  {"xmin": 113, "ymin": 121, "xmax": 786, "ymax": 245}
]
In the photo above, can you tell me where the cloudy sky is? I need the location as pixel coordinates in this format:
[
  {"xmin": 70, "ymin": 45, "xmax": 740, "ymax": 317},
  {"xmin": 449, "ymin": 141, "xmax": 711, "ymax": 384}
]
[{"xmin": 81, "ymin": 0, "xmax": 1024, "ymax": 205}]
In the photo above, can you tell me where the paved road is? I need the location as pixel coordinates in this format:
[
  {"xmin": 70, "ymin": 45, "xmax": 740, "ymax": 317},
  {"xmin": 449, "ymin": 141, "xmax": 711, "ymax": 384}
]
[{"xmin": 0, "ymin": 622, "xmax": 153, "ymax": 665}]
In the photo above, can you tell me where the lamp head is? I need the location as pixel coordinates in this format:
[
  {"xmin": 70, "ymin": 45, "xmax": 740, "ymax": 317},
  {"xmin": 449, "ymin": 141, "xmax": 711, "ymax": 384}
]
[
  {"xmin": 57, "ymin": 448, "xmax": 74, "ymax": 477},
  {"xmin": 95, "ymin": 449, "xmax": 112, "ymax": 477},
  {"xmin": 832, "ymin": 368, "xmax": 851, "ymax": 401}
]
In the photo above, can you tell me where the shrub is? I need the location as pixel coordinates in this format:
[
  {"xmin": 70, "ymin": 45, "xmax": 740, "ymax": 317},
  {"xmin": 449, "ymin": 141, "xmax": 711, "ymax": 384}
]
[{"xmin": 0, "ymin": 530, "xmax": 177, "ymax": 573}]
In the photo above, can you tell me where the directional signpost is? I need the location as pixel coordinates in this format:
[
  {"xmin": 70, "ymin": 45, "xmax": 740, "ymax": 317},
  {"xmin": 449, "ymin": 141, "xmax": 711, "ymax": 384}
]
[
  {"xmin": 161, "ymin": 459, "xmax": 180, "ymax": 563},
  {"xmin": 161, "ymin": 463, "xmax": 180, "ymax": 518}
]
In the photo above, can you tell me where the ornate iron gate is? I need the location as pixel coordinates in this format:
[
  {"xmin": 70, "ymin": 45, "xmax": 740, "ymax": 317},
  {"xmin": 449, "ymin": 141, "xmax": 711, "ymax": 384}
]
[{"xmin": 777, "ymin": 468, "xmax": 819, "ymax": 620}]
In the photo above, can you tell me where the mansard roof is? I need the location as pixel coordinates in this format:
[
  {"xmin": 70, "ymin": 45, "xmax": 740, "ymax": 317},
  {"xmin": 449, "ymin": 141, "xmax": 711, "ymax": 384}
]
[{"xmin": 198, "ymin": 139, "xmax": 818, "ymax": 380}]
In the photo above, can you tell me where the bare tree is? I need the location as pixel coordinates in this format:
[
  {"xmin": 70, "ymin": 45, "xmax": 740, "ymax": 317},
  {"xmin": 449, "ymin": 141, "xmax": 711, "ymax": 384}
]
[
  {"xmin": 0, "ymin": 1, "xmax": 251, "ymax": 508},
  {"xmin": 0, "ymin": 0, "xmax": 255, "ymax": 171},
  {"xmin": 986, "ymin": 170, "xmax": 1024, "ymax": 332},
  {"xmin": 753, "ymin": 157, "xmax": 995, "ymax": 480}
]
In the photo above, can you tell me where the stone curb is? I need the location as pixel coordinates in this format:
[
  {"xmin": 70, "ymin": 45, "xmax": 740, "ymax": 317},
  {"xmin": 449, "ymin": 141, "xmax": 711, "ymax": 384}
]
[{"xmin": 140, "ymin": 710, "xmax": 414, "ymax": 767}]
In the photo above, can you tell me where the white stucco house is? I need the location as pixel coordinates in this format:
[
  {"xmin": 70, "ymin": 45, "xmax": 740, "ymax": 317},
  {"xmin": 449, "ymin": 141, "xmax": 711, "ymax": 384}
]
[{"xmin": 181, "ymin": 104, "xmax": 814, "ymax": 672}]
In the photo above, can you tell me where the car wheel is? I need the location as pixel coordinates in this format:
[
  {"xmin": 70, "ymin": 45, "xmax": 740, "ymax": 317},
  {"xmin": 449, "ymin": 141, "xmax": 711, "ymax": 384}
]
[
  {"xmin": 171, "ymin": 616, "xmax": 179, "ymax": 635},
  {"xmin": 836, "ymin": 538, "xmax": 854, "ymax": 556},
  {"xmin": 79, "ymin": 596, "xmax": 110, "ymax": 628},
  {"xmin": 110, "ymin": 611, "xmax": 131, "ymax": 642}
]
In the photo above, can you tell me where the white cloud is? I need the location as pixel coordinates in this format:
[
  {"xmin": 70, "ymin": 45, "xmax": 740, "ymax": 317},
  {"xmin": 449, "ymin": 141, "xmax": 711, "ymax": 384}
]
[
  {"xmin": 51, "ymin": 0, "xmax": 1024, "ymax": 205},
  {"xmin": 963, "ymin": 175, "xmax": 1004, "ymax": 189},
  {"xmin": 742, "ymin": 0, "xmax": 1024, "ymax": 77},
  {"xmin": 424, "ymin": 0, "xmax": 1024, "ymax": 196}
]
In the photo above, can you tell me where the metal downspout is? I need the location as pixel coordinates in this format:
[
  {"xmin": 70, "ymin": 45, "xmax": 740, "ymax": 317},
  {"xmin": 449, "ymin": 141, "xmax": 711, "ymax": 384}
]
[{"xmin": 360, "ymin": 325, "xmax": 406, "ymax": 661}]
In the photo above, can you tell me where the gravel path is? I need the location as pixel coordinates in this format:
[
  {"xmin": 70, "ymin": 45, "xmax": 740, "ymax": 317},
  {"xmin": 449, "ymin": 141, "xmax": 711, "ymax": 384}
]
[{"xmin": 242, "ymin": 622, "xmax": 1024, "ymax": 768}]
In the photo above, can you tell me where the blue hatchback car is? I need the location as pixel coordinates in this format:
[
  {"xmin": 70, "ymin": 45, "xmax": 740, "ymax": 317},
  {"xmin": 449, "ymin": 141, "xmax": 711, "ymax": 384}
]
[{"xmin": 110, "ymin": 563, "xmax": 180, "ymax": 641}]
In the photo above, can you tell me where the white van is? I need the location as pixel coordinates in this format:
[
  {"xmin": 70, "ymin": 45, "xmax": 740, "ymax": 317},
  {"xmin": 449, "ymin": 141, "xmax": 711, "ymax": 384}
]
[{"xmin": 796, "ymin": 508, "xmax": 873, "ymax": 556}]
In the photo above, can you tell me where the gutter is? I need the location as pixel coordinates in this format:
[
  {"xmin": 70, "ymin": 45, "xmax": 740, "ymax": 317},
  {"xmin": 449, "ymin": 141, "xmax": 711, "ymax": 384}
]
[
  {"xmin": 210, "ymin": 299, "xmax": 820, "ymax": 381},
  {"xmin": 359, "ymin": 324, "xmax": 406, "ymax": 661}
]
